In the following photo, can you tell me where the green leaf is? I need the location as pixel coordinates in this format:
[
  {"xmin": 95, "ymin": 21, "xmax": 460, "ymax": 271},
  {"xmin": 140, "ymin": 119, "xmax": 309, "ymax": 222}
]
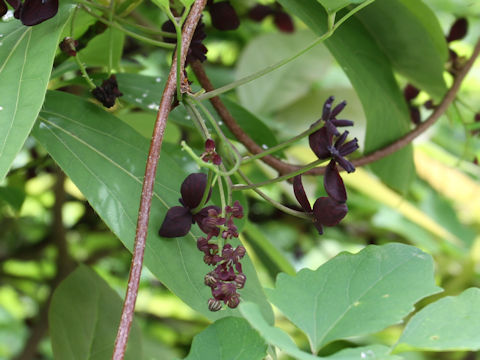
[
  {"xmin": 278, "ymin": 0, "xmax": 415, "ymax": 192},
  {"xmin": 79, "ymin": 28, "xmax": 125, "ymax": 70},
  {"xmin": 356, "ymin": 0, "xmax": 448, "ymax": 100},
  {"xmin": 0, "ymin": 3, "xmax": 74, "ymax": 181},
  {"xmin": 266, "ymin": 243, "xmax": 442, "ymax": 352},
  {"xmin": 49, "ymin": 265, "xmax": 143, "ymax": 360},
  {"xmin": 33, "ymin": 91, "xmax": 273, "ymax": 323},
  {"xmin": 397, "ymin": 288, "xmax": 480, "ymax": 352},
  {"xmin": 183, "ymin": 317, "xmax": 267, "ymax": 360},
  {"xmin": 316, "ymin": 0, "xmax": 367, "ymax": 14},
  {"xmin": 240, "ymin": 303, "xmax": 399, "ymax": 360},
  {"xmin": 116, "ymin": 73, "xmax": 279, "ymax": 149},
  {"xmin": 151, "ymin": 0, "xmax": 169, "ymax": 10},
  {"xmin": 0, "ymin": 186, "xmax": 25, "ymax": 211},
  {"xmin": 235, "ymin": 30, "xmax": 332, "ymax": 116}
]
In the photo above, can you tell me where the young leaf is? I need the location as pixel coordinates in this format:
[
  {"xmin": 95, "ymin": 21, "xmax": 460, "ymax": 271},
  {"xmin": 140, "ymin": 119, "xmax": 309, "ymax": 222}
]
[
  {"xmin": 279, "ymin": 0, "xmax": 415, "ymax": 193},
  {"xmin": 240, "ymin": 302, "xmax": 400, "ymax": 360},
  {"xmin": 356, "ymin": 0, "xmax": 448, "ymax": 100},
  {"xmin": 32, "ymin": 91, "xmax": 273, "ymax": 323},
  {"xmin": 183, "ymin": 317, "xmax": 267, "ymax": 360},
  {"xmin": 49, "ymin": 265, "xmax": 143, "ymax": 360},
  {"xmin": 396, "ymin": 288, "xmax": 480, "ymax": 352},
  {"xmin": 0, "ymin": 2, "xmax": 74, "ymax": 181},
  {"xmin": 266, "ymin": 243, "xmax": 442, "ymax": 352}
]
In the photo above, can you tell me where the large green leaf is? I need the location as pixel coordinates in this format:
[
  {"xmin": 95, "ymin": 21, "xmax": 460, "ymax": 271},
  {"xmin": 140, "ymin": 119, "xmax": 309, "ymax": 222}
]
[
  {"xmin": 49, "ymin": 265, "xmax": 143, "ymax": 360},
  {"xmin": 32, "ymin": 91, "xmax": 273, "ymax": 323},
  {"xmin": 278, "ymin": 0, "xmax": 414, "ymax": 192},
  {"xmin": 116, "ymin": 73, "xmax": 279, "ymax": 149},
  {"xmin": 240, "ymin": 303, "xmax": 400, "ymax": 360},
  {"xmin": 356, "ymin": 0, "xmax": 448, "ymax": 100},
  {"xmin": 266, "ymin": 243, "xmax": 442, "ymax": 352},
  {"xmin": 235, "ymin": 30, "xmax": 332, "ymax": 116},
  {"xmin": 396, "ymin": 288, "xmax": 480, "ymax": 352},
  {"xmin": 183, "ymin": 317, "xmax": 267, "ymax": 360},
  {"xmin": 0, "ymin": 3, "xmax": 74, "ymax": 181}
]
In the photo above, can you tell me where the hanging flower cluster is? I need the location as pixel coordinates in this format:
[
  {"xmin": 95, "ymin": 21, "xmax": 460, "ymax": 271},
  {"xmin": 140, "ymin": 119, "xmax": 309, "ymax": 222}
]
[
  {"xmin": 1, "ymin": 0, "xmax": 58, "ymax": 26},
  {"xmin": 91, "ymin": 75, "xmax": 123, "ymax": 109},
  {"xmin": 158, "ymin": 139, "xmax": 246, "ymax": 311},
  {"xmin": 294, "ymin": 96, "xmax": 358, "ymax": 234}
]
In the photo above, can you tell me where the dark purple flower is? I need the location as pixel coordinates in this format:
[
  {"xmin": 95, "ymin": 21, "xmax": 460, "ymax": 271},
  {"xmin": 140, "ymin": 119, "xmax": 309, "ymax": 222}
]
[
  {"xmin": 409, "ymin": 106, "xmax": 421, "ymax": 125},
  {"xmin": 403, "ymin": 84, "xmax": 420, "ymax": 102},
  {"xmin": 293, "ymin": 174, "xmax": 348, "ymax": 235},
  {"xmin": 247, "ymin": 2, "xmax": 295, "ymax": 33},
  {"xmin": 162, "ymin": 19, "xmax": 208, "ymax": 64},
  {"xmin": 8, "ymin": 0, "xmax": 58, "ymax": 26},
  {"xmin": 91, "ymin": 75, "xmax": 123, "ymax": 108},
  {"xmin": 446, "ymin": 18, "xmax": 468, "ymax": 43},
  {"xmin": 201, "ymin": 139, "xmax": 222, "ymax": 165},
  {"xmin": 225, "ymin": 200, "xmax": 243, "ymax": 218},
  {"xmin": 248, "ymin": 4, "xmax": 272, "ymax": 21},
  {"xmin": 159, "ymin": 173, "xmax": 213, "ymax": 238},
  {"xmin": 208, "ymin": 298, "xmax": 222, "ymax": 312},
  {"xmin": 273, "ymin": 11, "xmax": 294, "ymax": 33},
  {"xmin": 208, "ymin": 1, "xmax": 240, "ymax": 31}
]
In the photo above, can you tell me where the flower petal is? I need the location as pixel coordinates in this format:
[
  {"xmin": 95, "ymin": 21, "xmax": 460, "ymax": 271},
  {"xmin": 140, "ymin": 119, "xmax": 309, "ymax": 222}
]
[
  {"xmin": 324, "ymin": 160, "xmax": 347, "ymax": 203},
  {"xmin": 309, "ymin": 127, "xmax": 332, "ymax": 159},
  {"xmin": 293, "ymin": 175, "xmax": 312, "ymax": 212},
  {"xmin": 273, "ymin": 12, "xmax": 294, "ymax": 33},
  {"xmin": 158, "ymin": 206, "xmax": 193, "ymax": 238},
  {"xmin": 313, "ymin": 197, "xmax": 348, "ymax": 227},
  {"xmin": 209, "ymin": 1, "xmax": 240, "ymax": 31},
  {"xmin": 19, "ymin": 0, "xmax": 58, "ymax": 26},
  {"xmin": 181, "ymin": 173, "xmax": 209, "ymax": 209}
]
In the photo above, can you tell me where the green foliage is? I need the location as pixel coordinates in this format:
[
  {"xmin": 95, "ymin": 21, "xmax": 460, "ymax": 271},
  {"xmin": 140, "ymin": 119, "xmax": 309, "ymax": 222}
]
[
  {"xmin": 397, "ymin": 288, "xmax": 480, "ymax": 351},
  {"xmin": 267, "ymin": 243, "xmax": 442, "ymax": 352},
  {"xmin": 49, "ymin": 265, "xmax": 143, "ymax": 359},
  {"xmin": 32, "ymin": 90, "xmax": 273, "ymax": 323},
  {"xmin": 0, "ymin": 2, "xmax": 74, "ymax": 181},
  {"xmin": 183, "ymin": 317, "xmax": 267, "ymax": 360},
  {"xmin": 316, "ymin": 0, "xmax": 368, "ymax": 14}
]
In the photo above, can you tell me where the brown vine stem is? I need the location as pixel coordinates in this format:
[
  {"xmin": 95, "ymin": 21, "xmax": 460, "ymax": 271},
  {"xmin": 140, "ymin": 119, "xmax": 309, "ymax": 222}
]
[
  {"xmin": 112, "ymin": 1, "xmax": 207, "ymax": 359},
  {"xmin": 192, "ymin": 37, "xmax": 480, "ymax": 178}
]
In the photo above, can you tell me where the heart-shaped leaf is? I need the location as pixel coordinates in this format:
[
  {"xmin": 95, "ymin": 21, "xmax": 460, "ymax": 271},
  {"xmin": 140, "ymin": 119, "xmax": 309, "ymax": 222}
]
[{"xmin": 267, "ymin": 243, "xmax": 442, "ymax": 352}]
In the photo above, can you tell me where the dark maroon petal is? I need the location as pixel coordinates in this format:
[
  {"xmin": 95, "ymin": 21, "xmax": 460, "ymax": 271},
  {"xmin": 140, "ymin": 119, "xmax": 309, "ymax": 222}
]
[
  {"xmin": 19, "ymin": 0, "xmax": 58, "ymax": 26},
  {"xmin": 324, "ymin": 160, "xmax": 347, "ymax": 203},
  {"xmin": 338, "ymin": 138, "xmax": 359, "ymax": 157},
  {"xmin": 0, "ymin": 1, "xmax": 7, "ymax": 17},
  {"xmin": 209, "ymin": 1, "xmax": 240, "ymax": 31},
  {"xmin": 273, "ymin": 11, "xmax": 294, "ymax": 33},
  {"xmin": 309, "ymin": 127, "xmax": 332, "ymax": 159},
  {"xmin": 446, "ymin": 18, "xmax": 468, "ymax": 42},
  {"xmin": 322, "ymin": 96, "xmax": 335, "ymax": 120},
  {"xmin": 158, "ymin": 206, "xmax": 193, "ymax": 238},
  {"xmin": 6, "ymin": 0, "xmax": 20, "ymax": 8},
  {"xmin": 325, "ymin": 120, "xmax": 340, "ymax": 137},
  {"xmin": 313, "ymin": 220, "xmax": 324, "ymax": 235},
  {"xmin": 248, "ymin": 4, "xmax": 273, "ymax": 22},
  {"xmin": 205, "ymin": 138, "xmax": 215, "ymax": 152},
  {"xmin": 330, "ymin": 100, "xmax": 347, "ymax": 118},
  {"xmin": 334, "ymin": 156, "xmax": 355, "ymax": 173},
  {"xmin": 409, "ymin": 106, "xmax": 421, "ymax": 125},
  {"xmin": 313, "ymin": 197, "xmax": 348, "ymax": 227},
  {"xmin": 161, "ymin": 20, "xmax": 177, "ymax": 44},
  {"xmin": 181, "ymin": 173, "xmax": 209, "ymax": 209},
  {"xmin": 293, "ymin": 175, "xmax": 312, "ymax": 212},
  {"xmin": 403, "ymin": 84, "xmax": 420, "ymax": 102},
  {"xmin": 331, "ymin": 119, "xmax": 354, "ymax": 128}
]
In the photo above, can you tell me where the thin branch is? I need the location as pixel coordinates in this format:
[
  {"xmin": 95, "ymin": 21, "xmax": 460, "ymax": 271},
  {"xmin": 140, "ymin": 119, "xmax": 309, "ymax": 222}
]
[
  {"xmin": 192, "ymin": 37, "xmax": 480, "ymax": 177},
  {"xmin": 111, "ymin": 1, "xmax": 207, "ymax": 359}
]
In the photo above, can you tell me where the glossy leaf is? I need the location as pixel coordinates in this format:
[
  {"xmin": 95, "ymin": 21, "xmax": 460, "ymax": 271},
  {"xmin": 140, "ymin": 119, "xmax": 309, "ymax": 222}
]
[
  {"xmin": 117, "ymin": 73, "xmax": 279, "ymax": 149},
  {"xmin": 279, "ymin": 0, "xmax": 414, "ymax": 192},
  {"xmin": 235, "ymin": 30, "xmax": 332, "ymax": 116},
  {"xmin": 266, "ymin": 243, "xmax": 442, "ymax": 352},
  {"xmin": 240, "ymin": 302, "xmax": 399, "ymax": 360},
  {"xmin": 356, "ymin": 0, "xmax": 448, "ymax": 100},
  {"xmin": 32, "ymin": 91, "xmax": 273, "ymax": 323},
  {"xmin": 0, "ymin": 2, "xmax": 74, "ymax": 181},
  {"xmin": 79, "ymin": 28, "xmax": 125, "ymax": 70},
  {"xmin": 316, "ymin": 0, "xmax": 367, "ymax": 14},
  {"xmin": 49, "ymin": 265, "xmax": 143, "ymax": 360},
  {"xmin": 183, "ymin": 317, "xmax": 267, "ymax": 360},
  {"xmin": 397, "ymin": 288, "xmax": 480, "ymax": 352}
]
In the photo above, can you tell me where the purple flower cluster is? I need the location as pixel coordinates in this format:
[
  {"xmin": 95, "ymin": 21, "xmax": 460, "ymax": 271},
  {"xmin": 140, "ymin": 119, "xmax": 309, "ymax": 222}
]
[
  {"xmin": 295, "ymin": 96, "xmax": 358, "ymax": 235},
  {"xmin": 158, "ymin": 140, "xmax": 246, "ymax": 311},
  {"xmin": 1, "ymin": 0, "xmax": 58, "ymax": 26},
  {"xmin": 91, "ymin": 75, "xmax": 123, "ymax": 109}
]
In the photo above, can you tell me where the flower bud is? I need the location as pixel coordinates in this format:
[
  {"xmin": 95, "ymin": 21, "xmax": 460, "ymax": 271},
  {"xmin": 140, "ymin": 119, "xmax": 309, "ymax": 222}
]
[{"xmin": 208, "ymin": 298, "xmax": 222, "ymax": 312}]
